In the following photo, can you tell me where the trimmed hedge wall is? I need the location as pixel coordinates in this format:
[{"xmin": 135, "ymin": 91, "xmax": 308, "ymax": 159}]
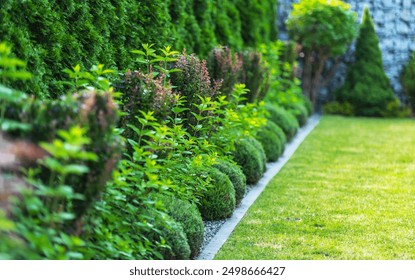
[{"xmin": 0, "ymin": 0, "xmax": 277, "ymax": 98}]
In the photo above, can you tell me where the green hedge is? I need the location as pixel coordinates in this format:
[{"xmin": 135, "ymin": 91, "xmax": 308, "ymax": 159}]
[
  {"xmin": 0, "ymin": 0, "xmax": 277, "ymax": 97},
  {"xmin": 233, "ymin": 138, "xmax": 264, "ymax": 184},
  {"xmin": 159, "ymin": 195, "xmax": 204, "ymax": 259},
  {"xmin": 213, "ymin": 159, "xmax": 247, "ymax": 205},
  {"xmin": 198, "ymin": 168, "xmax": 236, "ymax": 221},
  {"xmin": 265, "ymin": 103, "xmax": 299, "ymax": 140}
]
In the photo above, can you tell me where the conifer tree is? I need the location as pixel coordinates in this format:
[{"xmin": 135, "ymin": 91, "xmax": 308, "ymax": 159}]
[{"xmin": 336, "ymin": 7, "xmax": 396, "ymax": 116}]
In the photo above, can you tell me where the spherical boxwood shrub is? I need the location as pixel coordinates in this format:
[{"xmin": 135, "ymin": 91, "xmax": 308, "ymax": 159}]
[
  {"xmin": 265, "ymin": 120, "xmax": 286, "ymax": 146},
  {"xmin": 233, "ymin": 138, "xmax": 264, "ymax": 184},
  {"xmin": 289, "ymin": 103, "xmax": 308, "ymax": 126},
  {"xmin": 244, "ymin": 137, "xmax": 267, "ymax": 171},
  {"xmin": 156, "ymin": 214, "xmax": 191, "ymax": 260},
  {"xmin": 198, "ymin": 168, "xmax": 236, "ymax": 221},
  {"xmin": 265, "ymin": 103, "xmax": 299, "ymax": 140},
  {"xmin": 213, "ymin": 159, "xmax": 247, "ymax": 206},
  {"xmin": 159, "ymin": 195, "xmax": 204, "ymax": 259},
  {"xmin": 256, "ymin": 128, "xmax": 283, "ymax": 163}
]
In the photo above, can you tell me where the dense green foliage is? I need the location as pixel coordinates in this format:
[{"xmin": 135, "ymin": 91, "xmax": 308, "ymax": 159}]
[
  {"xmin": 198, "ymin": 168, "xmax": 236, "ymax": 221},
  {"xmin": 236, "ymin": 0, "xmax": 278, "ymax": 47},
  {"xmin": 287, "ymin": 0, "xmax": 358, "ymax": 106},
  {"xmin": 213, "ymin": 160, "xmax": 247, "ymax": 206},
  {"xmin": 266, "ymin": 120, "xmax": 287, "ymax": 146},
  {"xmin": 260, "ymin": 41, "xmax": 312, "ymax": 120},
  {"xmin": 257, "ymin": 125, "xmax": 284, "ymax": 162},
  {"xmin": 233, "ymin": 138, "xmax": 264, "ymax": 185},
  {"xmin": 265, "ymin": 103, "xmax": 299, "ymax": 140},
  {"xmin": 155, "ymin": 215, "xmax": 191, "ymax": 260},
  {"xmin": 0, "ymin": 0, "xmax": 277, "ymax": 97},
  {"xmin": 335, "ymin": 8, "xmax": 399, "ymax": 117},
  {"xmin": 0, "ymin": 0, "xmax": 314, "ymax": 260},
  {"xmin": 159, "ymin": 195, "xmax": 204, "ymax": 259},
  {"xmin": 400, "ymin": 52, "xmax": 415, "ymax": 113}
]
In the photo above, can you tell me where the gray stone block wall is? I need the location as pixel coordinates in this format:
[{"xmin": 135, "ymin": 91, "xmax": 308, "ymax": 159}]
[{"xmin": 277, "ymin": 0, "xmax": 415, "ymax": 101}]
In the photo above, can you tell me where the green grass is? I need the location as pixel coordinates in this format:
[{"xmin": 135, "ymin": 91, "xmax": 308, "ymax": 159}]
[{"xmin": 215, "ymin": 116, "xmax": 415, "ymax": 260}]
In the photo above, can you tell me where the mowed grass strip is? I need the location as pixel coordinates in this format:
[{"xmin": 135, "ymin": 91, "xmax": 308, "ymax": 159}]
[{"xmin": 216, "ymin": 116, "xmax": 415, "ymax": 260}]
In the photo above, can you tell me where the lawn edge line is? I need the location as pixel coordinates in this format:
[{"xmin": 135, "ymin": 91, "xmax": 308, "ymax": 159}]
[{"xmin": 196, "ymin": 114, "xmax": 321, "ymax": 260}]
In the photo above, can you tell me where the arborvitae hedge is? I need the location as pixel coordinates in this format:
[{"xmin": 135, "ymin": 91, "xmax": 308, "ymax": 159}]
[
  {"xmin": 235, "ymin": 0, "xmax": 278, "ymax": 47},
  {"xmin": 0, "ymin": 0, "xmax": 277, "ymax": 97},
  {"xmin": 335, "ymin": 7, "xmax": 396, "ymax": 116}
]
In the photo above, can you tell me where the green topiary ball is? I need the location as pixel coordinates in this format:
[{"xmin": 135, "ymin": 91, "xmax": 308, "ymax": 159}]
[
  {"xmin": 198, "ymin": 168, "xmax": 236, "ymax": 221},
  {"xmin": 233, "ymin": 138, "xmax": 264, "ymax": 184},
  {"xmin": 244, "ymin": 137, "xmax": 267, "ymax": 171},
  {"xmin": 265, "ymin": 103, "xmax": 299, "ymax": 140},
  {"xmin": 265, "ymin": 120, "xmax": 286, "ymax": 146},
  {"xmin": 256, "ymin": 129, "xmax": 283, "ymax": 162},
  {"xmin": 289, "ymin": 103, "xmax": 308, "ymax": 126},
  {"xmin": 156, "ymin": 214, "xmax": 191, "ymax": 260},
  {"xmin": 159, "ymin": 195, "xmax": 204, "ymax": 259},
  {"xmin": 213, "ymin": 159, "xmax": 247, "ymax": 205}
]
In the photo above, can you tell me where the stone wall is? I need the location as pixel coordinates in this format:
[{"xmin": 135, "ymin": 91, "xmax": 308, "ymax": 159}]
[{"xmin": 277, "ymin": 0, "xmax": 415, "ymax": 101}]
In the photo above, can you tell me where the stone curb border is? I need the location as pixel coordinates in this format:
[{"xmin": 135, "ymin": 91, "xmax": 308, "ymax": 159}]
[{"xmin": 197, "ymin": 114, "xmax": 321, "ymax": 260}]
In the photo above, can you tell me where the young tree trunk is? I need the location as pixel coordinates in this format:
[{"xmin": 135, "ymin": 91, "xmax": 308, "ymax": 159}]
[
  {"xmin": 301, "ymin": 50, "xmax": 338, "ymax": 109},
  {"xmin": 302, "ymin": 51, "xmax": 313, "ymax": 102}
]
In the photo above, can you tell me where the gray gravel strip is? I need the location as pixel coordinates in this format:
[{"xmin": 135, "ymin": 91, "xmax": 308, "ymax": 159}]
[{"xmin": 197, "ymin": 114, "xmax": 321, "ymax": 260}]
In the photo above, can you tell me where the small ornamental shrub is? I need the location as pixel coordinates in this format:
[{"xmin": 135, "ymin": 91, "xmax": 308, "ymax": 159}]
[
  {"xmin": 213, "ymin": 159, "xmax": 247, "ymax": 205},
  {"xmin": 171, "ymin": 53, "xmax": 220, "ymax": 126},
  {"xmin": 289, "ymin": 103, "xmax": 308, "ymax": 126},
  {"xmin": 207, "ymin": 46, "xmax": 243, "ymax": 98},
  {"xmin": 265, "ymin": 103, "xmax": 299, "ymax": 140},
  {"xmin": 244, "ymin": 137, "xmax": 267, "ymax": 171},
  {"xmin": 198, "ymin": 168, "xmax": 236, "ymax": 221},
  {"xmin": 240, "ymin": 50, "xmax": 270, "ymax": 103},
  {"xmin": 265, "ymin": 120, "xmax": 286, "ymax": 147},
  {"xmin": 156, "ymin": 214, "xmax": 191, "ymax": 260},
  {"xmin": 158, "ymin": 195, "xmax": 204, "ymax": 259},
  {"xmin": 323, "ymin": 101, "xmax": 354, "ymax": 116},
  {"xmin": 257, "ymin": 127, "xmax": 284, "ymax": 162},
  {"xmin": 233, "ymin": 138, "xmax": 264, "ymax": 184},
  {"xmin": 335, "ymin": 8, "xmax": 397, "ymax": 117}
]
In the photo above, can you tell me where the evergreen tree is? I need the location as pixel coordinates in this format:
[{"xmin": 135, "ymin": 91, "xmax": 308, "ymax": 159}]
[{"xmin": 336, "ymin": 7, "xmax": 396, "ymax": 116}]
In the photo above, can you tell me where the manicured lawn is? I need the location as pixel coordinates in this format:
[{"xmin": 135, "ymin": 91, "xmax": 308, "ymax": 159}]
[{"xmin": 215, "ymin": 116, "xmax": 415, "ymax": 260}]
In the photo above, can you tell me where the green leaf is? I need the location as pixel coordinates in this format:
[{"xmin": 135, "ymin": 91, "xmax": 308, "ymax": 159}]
[{"xmin": 62, "ymin": 164, "xmax": 89, "ymax": 175}]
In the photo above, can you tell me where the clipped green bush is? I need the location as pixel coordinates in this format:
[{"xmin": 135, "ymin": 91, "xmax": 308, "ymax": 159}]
[
  {"xmin": 198, "ymin": 168, "xmax": 236, "ymax": 221},
  {"xmin": 265, "ymin": 120, "xmax": 286, "ymax": 146},
  {"xmin": 256, "ymin": 121, "xmax": 285, "ymax": 163},
  {"xmin": 244, "ymin": 137, "xmax": 267, "ymax": 171},
  {"xmin": 213, "ymin": 159, "xmax": 247, "ymax": 205},
  {"xmin": 335, "ymin": 7, "xmax": 397, "ymax": 116},
  {"xmin": 288, "ymin": 103, "xmax": 308, "ymax": 126},
  {"xmin": 323, "ymin": 101, "xmax": 354, "ymax": 116},
  {"xmin": 265, "ymin": 103, "xmax": 299, "ymax": 140},
  {"xmin": 158, "ymin": 195, "xmax": 204, "ymax": 259},
  {"xmin": 156, "ymin": 214, "xmax": 191, "ymax": 260},
  {"xmin": 233, "ymin": 138, "xmax": 264, "ymax": 184}
]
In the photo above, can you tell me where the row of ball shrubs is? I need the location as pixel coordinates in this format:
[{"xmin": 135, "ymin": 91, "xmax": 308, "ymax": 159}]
[{"xmin": 159, "ymin": 101, "xmax": 311, "ymax": 259}]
